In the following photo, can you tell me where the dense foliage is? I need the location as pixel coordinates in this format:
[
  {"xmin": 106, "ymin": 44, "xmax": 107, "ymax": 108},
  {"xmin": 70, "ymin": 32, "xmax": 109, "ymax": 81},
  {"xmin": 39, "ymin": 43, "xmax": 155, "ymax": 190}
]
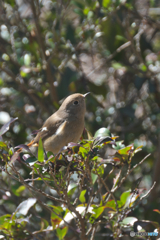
[
  {"xmin": 1, "ymin": 0, "xmax": 160, "ymax": 239},
  {"xmin": 0, "ymin": 119, "xmax": 159, "ymax": 239}
]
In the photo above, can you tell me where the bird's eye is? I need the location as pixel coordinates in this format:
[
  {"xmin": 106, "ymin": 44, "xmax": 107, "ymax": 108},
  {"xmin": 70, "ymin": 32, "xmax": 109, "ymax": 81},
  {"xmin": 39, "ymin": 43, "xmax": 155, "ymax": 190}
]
[{"xmin": 73, "ymin": 100, "xmax": 79, "ymax": 105}]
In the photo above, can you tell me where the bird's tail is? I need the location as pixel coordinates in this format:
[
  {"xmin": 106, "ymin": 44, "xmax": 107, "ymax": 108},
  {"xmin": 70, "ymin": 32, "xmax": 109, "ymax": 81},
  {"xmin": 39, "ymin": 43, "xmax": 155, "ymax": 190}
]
[{"xmin": 17, "ymin": 139, "xmax": 36, "ymax": 153}]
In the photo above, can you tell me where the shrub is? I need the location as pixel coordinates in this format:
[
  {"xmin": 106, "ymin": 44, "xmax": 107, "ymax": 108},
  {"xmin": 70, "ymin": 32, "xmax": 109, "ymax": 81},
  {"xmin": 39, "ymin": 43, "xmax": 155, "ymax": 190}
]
[{"xmin": 0, "ymin": 119, "xmax": 159, "ymax": 240}]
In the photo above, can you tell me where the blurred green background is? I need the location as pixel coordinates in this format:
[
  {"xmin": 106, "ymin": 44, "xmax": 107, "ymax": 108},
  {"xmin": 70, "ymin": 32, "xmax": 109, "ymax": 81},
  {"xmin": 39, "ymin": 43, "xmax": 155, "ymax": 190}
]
[{"xmin": 0, "ymin": 0, "xmax": 160, "ymax": 230}]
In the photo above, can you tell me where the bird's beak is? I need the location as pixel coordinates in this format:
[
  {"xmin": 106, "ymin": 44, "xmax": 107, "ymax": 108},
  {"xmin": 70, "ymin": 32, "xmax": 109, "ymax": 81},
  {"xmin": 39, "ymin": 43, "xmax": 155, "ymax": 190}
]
[{"xmin": 83, "ymin": 92, "xmax": 90, "ymax": 98}]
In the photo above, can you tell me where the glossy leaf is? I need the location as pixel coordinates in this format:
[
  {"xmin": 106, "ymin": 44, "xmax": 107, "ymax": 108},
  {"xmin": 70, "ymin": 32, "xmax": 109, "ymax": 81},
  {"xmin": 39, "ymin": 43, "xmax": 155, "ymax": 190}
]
[
  {"xmin": 121, "ymin": 217, "xmax": 138, "ymax": 226},
  {"xmin": 16, "ymin": 198, "xmax": 37, "ymax": 215},
  {"xmin": 94, "ymin": 128, "xmax": 111, "ymax": 138}
]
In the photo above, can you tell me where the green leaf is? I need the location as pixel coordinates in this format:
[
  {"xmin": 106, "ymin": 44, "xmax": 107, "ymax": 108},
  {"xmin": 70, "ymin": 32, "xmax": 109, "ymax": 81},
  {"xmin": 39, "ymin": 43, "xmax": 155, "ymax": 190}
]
[
  {"xmin": 74, "ymin": 8, "xmax": 84, "ymax": 17},
  {"xmin": 79, "ymin": 190, "xmax": 87, "ymax": 203},
  {"xmin": 79, "ymin": 146, "xmax": 88, "ymax": 158},
  {"xmin": 118, "ymin": 145, "xmax": 134, "ymax": 155},
  {"xmin": 105, "ymin": 200, "xmax": 116, "ymax": 211},
  {"xmin": 139, "ymin": 64, "xmax": 147, "ymax": 72},
  {"xmin": 16, "ymin": 185, "xmax": 26, "ymax": 195},
  {"xmin": 112, "ymin": 141, "xmax": 125, "ymax": 150},
  {"xmin": 51, "ymin": 214, "xmax": 62, "ymax": 230},
  {"xmin": 67, "ymin": 184, "xmax": 77, "ymax": 197},
  {"xmin": 26, "ymin": 156, "xmax": 37, "ymax": 164},
  {"xmin": 56, "ymin": 227, "xmax": 68, "ymax": 240},
  {"xmin": 16, "ymin": 198, "xmax": 37, "ymax": 215},
  {"xmin": 38, "ymin": 138, "xmax": 44, "ymax": 162},
  {"xmin": 121, "ymin": 217, "xmax": 138, "ymax": 226},
  {"xmin": 72, "ymin": 0, "xmax": 84, "ymax": 9},
  {"xmin": 95, "ymin": 165, "xmax": 104, "ymax": 177},
  {"xmin": 40, "ymin": 218, "xmax": 49, "ymax": 231},
  {"xmin": 0, "ymin": 141, "xmax": 7, "ymax": 148},
  {"xmin": 112, "ymin": 62, "xmax": 124, "ymax": 69},
  {"xmin": 115, "ymin": 35, "xmax": 127, "ymax": 42},
  {"xmin": 131, "ymin": 145, "xmax": 143, "ymax": 157},
  {"xmin": 83, "ymin": 7, "xmax": 90, "ymax": 15},
  {"xmin": 92, "ymin": 206, "xmax": 105, "ymax": 219},
  {"xmin": 102, "ymin": 0, "xmax": 111, "ymax": 8},
  {"xmin": 94, "ymin": 128, "xmax": 111, "ymax": 138},
  {"xmin": 124, "ymin": 192, "xmax": 140, "ymax": 208},
  {"xmin": 5, "ymin": 0, "xmax": 15, "ymax": 7},
  {"xmin": 120, "ymin": 190, "xmax": 131, "ymax": 205},
  {"xmin": 91, "ymin": 172, "xmax": 98, "ymax": 184},
  {"xmin": 50, "ymin": 206, "xmax": 64, "ymax": 229},
  {"xmin": 0, "ymin": 214, "xmax": 11, "ymax": 225},
  {"xmin": 117, "ymin": 200, "xmax": 123, "ymax": 208}
]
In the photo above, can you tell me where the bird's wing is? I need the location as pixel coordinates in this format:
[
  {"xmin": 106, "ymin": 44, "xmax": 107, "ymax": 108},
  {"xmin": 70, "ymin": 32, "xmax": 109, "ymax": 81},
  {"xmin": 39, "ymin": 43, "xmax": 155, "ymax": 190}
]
[{"xmin": 33, "ymin": 115, "xmax": 65, "ymax": 144}]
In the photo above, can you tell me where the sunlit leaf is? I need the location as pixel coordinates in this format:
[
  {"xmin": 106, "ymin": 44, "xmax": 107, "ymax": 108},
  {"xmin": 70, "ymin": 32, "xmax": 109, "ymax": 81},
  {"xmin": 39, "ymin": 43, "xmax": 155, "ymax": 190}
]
[
  {"xmin": 16, "ymin": 198, "xmax": 37, "ymax": 215},
  {"xmin": 0, "ymin": 214, "xmax": 11, "ymax": 226},
  {"xmin": 105, "ymin": 200, "xmax": 116, "ymax": 210},
  {"xmin": 38, "ymin": 138, "xmax": 44, "ymax": 162},
  {"xmin": 131, "ymin": 145, "xmax": 143, "ymax": 157},
  {"xmin": 16, "ymin": 186, "xmax": 26, "ymax": 195},
  {"xmin": 118, "ymin": 145, "xmax": 134, "ymax": 155},
  {"xmin": 0, "ymin": 142, "xmax": 7, "ymax": 148},
  {"xmin": 112, "ymin": 141, "xmax": 125, "ymax": 150},
  {"xmin": 56, "ymin": 226, "xmax": 68, "ymax": 240},
  {"xmin": 79, "ymin": 190, "xmax": 86, "ymax": 203},
  {"xmin": 102, "ymin": 0, "xmax": 111, "ymax": 8},
  {"xmin": 92, "ymin": 206, "xmax": 105, "ymax": 219},
  {"xmin": 102, "ymin": 192, "xmax": 108, "ymax": 201},
  {"xmin": 120, "ymin": 190, "xmax": 131, "ymax": 205},
  {"xmin": 94, "ymin": 136, "xmax": 115, "ymax": 146},
  {"xmin": 94, "ymin": 128, "xmax": 111, "ymax": 138},
  {"xmin": 67, "ymin": 185, "xmax": 77, "ymax": 197},
  {"xmin": 121, "ymin": 217, "xmax": 138, "ymax": 226}
]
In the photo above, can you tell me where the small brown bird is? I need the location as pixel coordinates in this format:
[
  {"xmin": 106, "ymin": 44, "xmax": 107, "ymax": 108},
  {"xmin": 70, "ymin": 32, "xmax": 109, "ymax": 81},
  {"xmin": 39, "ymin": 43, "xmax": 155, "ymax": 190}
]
[{"xmin": 18, "ymin": 93, "xmax": 89, "ymax": 154}]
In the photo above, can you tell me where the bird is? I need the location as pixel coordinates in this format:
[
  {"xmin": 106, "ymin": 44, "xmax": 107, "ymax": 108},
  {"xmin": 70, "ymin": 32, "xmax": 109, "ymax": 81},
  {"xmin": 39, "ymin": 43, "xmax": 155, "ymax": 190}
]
[{"xmin": 17, "ymin": 93, "xmax": 89, "ymax": 154}]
